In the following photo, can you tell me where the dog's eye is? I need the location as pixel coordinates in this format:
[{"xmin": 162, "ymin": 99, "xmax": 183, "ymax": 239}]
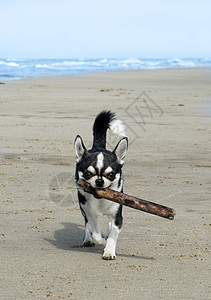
[
  {"xmin": 106, "ymin": 172, "xmax": 115, "ymax": 181},
  {"xmin": 83, "ymin": 171, "xmax": 93, "ymax": 180}
]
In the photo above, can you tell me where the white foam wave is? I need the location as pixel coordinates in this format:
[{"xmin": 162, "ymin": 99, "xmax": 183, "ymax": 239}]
[
  {"xmin": 120, "ymin": 58, "xmax": 142, "ymax": 64},
  {"xmin": 35, "ymin": 64, "xmax": 50, "ymax": 69},
  {"xmin": 167, "ymin": 58, "xmax": 196, "ymax": 67},
  {"xmin": 100, "ymin": 59, "xmax": 108, "ymax": 63},
  {"xmin": 0, "ymin": 61, "xmax": 19, "ymax": 67},
  {"xmin": 52, "ymin": 61, "xmax": 85, "ymax": 67},
  {"xmin": 146, "ymin": 61, "xmax": 161, "ymax": 66}
]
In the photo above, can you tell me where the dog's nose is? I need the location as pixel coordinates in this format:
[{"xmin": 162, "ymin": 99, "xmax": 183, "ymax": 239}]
[{"xmin": 95, "ymin": 178, "xmax": 104, "ymax": 187}]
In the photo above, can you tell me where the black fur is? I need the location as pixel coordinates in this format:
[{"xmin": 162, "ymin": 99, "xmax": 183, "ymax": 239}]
[
  {"xmin": 114, "ymin": 205, "xmax": 123, "ymax": 228},
  {"xmin": 92, "ymin": 111, "xmax": 115, "ymax": 149}
]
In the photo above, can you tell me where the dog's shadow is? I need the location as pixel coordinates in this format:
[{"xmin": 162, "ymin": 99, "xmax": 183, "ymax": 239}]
[
  {"xmin": 45, "ymin": 222, "xmax": 102, "ymax": 254},
  {"xmin": 45, "ymin": 222, "xmax": 155, "ymax": 260}
]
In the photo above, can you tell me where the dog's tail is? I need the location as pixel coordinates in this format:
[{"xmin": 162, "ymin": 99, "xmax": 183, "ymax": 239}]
[{"xmin": 92, "ymin": 111, "xmax": 126, "ymax": 149}]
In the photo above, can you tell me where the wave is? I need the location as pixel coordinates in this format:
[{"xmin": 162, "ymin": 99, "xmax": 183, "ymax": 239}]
[
  {"xmin": 0, "ymin": 57, "xmax": 210, "ymax": 81},
  {"xmin": 33, "ymin": 58, "xmax": 209, "ymax": 70},
  {"xmin": 167, "ymin": 58, "xmax": 196, "ymax": 67},
  {"xmin": 0, "ymin": 60, "xmax": 19, "ymax": 67}
]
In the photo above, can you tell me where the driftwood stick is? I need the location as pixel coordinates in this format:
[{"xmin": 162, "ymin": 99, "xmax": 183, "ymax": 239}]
[{"xmin": 77, "ymin": 178, "xmax": 175, "ymax": 220}]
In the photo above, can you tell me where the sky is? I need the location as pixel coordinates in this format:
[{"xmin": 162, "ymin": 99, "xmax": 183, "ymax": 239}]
[{"xmin": 0, "ymin": 0, "xmax": 211, "ymax": 59}]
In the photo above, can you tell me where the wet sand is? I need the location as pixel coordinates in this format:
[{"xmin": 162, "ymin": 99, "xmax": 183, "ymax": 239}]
[{"xmin": 0, "ymin": 68, "xmax": 210, "ymax": 299}]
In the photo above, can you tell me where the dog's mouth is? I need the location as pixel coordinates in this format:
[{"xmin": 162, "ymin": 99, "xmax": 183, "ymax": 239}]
[
  {"xmin": 86, "ymin": 179, "xmax": 111, "ymax": 190},
  {"xmin": 93, "ymin": 185, "xmax": 111, "ymax": 199},
  {"xmin": 94, "ymin": 183, "xmax": 111, "ymax": 189},
  {"xmin": 96, "ymin": 184, "xmax": 111, "ymax": 189}
]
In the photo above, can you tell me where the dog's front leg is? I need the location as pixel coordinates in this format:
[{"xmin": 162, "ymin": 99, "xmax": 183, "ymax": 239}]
[
  {"xmin": 84, "ymin": 215, "xmax": 106, "ymax": 246},
  {"xmin": 102, "ymin": 218, "xmax": 121, "ymax": 260}
]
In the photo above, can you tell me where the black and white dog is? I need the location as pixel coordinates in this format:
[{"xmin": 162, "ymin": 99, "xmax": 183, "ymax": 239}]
[{"xmin": 74, "ymin": 111, "xmax": 128, "ymax": 260}]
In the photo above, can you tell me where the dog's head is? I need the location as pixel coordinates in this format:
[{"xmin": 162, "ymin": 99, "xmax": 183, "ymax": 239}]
[{"xmin": 74, "ymin": 135, "xmax": 128, "ymax": 189}]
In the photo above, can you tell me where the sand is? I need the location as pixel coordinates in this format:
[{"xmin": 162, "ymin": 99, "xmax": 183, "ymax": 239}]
[{"xmin": 0, "ymin": 68, "xmax": 210, "ymax": 299}]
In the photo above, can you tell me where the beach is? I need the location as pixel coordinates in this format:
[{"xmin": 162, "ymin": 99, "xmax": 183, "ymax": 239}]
[{"xmin": 0, "ymin": 68, "xmax": 210, "ymax": 299}]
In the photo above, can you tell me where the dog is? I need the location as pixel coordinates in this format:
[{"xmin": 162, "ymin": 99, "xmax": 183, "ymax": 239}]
[{"xmin": 74, "ymin": 111, "xmax": 128, "ymax": 260}]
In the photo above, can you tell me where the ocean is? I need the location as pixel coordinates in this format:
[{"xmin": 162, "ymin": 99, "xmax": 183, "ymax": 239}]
[{"xmin": 0, "ymin": 57, "xmax": 210, "ymax": 82}]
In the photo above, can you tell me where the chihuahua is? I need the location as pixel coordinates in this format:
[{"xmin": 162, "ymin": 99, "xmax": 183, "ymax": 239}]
[{"xmin": 74, "ymin": 111, "xmax": 128, "ymax": 259}]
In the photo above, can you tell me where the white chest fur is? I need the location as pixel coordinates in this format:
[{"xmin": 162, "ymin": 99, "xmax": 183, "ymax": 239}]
[{"xmin": 83, "ymin": 192, "xmax": 120, "ymax": 217}]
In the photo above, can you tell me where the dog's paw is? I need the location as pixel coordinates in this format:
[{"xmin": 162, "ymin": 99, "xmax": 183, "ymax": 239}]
[
  {"xmin": 102, "ymin": 253, "xmax": 116, "ymax": 260},
  {"xmin": 102, "ymin": 248, "xmax": 116, "ymax": 260},
  {"xmin": 102, "ymin": 241, "xmax": 116, "ymax": 260},
  {"xmin": 83, "ymin": 241, "xmax": 95, "ymax": 247}
]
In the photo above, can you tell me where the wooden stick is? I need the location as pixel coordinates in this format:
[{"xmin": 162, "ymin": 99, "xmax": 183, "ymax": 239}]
[{"xmin": 77, "ymin": 178, "xmax": 176, "ymax": 220}]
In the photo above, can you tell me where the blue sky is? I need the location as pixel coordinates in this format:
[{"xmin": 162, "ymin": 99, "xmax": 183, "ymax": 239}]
[{"xmin": 0, "ymin": 0, "xmax": 211, "ymax": 58}]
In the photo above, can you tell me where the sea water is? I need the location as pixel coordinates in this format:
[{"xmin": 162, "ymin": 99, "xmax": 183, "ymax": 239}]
[{"xmin": 0, "ymin": 57, "xmax": 211, "ymax": 81}]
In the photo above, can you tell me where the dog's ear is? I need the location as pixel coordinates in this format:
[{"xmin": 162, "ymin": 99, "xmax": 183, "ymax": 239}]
[
  {"xmin": 74, "ymin": 135, "xmax": 87, "ymax": 162},
  {"xmin": 113, "ymin": 137, "xmax": 128, "ymax": 165}
]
